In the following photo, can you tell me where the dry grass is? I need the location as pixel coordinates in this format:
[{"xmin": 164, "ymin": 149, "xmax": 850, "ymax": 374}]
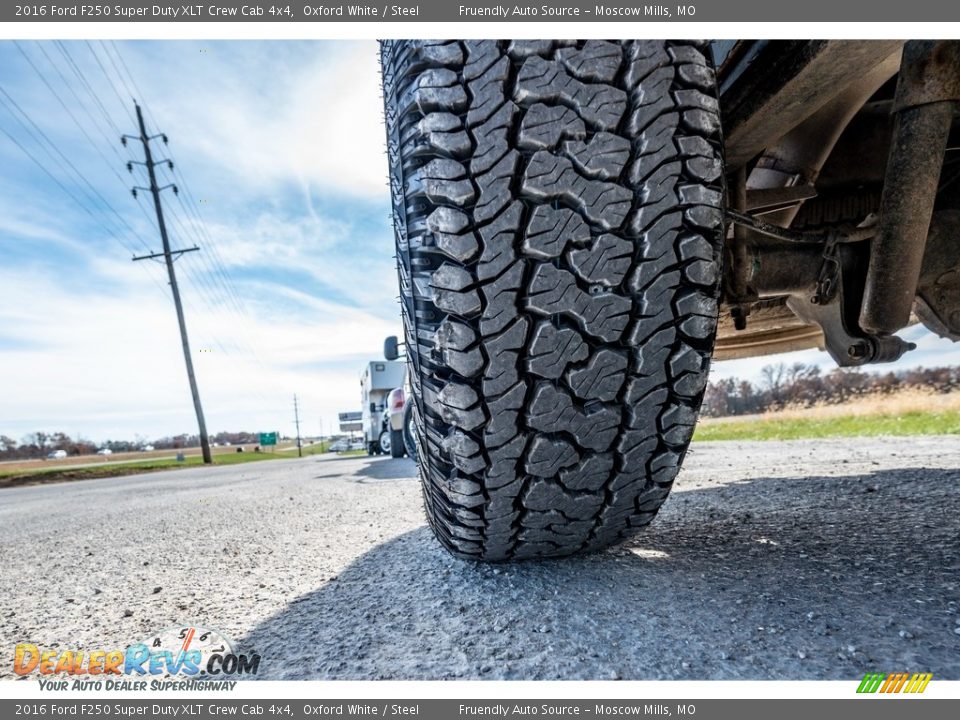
[
  {"xmin": 696, "ymin": 387, "xmax": 960, "ymax": 441},
  {"xmin": 702, "ymin": 386, "xmax": 960, "ymax": 424}
]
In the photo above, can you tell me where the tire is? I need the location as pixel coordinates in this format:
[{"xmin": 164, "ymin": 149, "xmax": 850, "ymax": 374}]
[
  {"xmin": 402, "ymin": 401, "xmax": 418, "ymax": 462},
  {"xmin": 381, "ymin": 40, "xmax": 724, "ymax": 561},
  {"xmin": 378, "ymin": 429, "xmax": 392, "ymax": 455},
  {"xmin": 390, "ymin": 427, "xmax": 406, "ymax": 458}
]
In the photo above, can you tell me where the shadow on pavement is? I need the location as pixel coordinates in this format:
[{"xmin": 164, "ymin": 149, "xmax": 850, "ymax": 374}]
[
  {"xmin": 240, "ymin": 467, "xmax": 960, "ymax": 681},
  {"xmin": 350, "ymin": 457, "xmax": 418, "ymax": 482}
]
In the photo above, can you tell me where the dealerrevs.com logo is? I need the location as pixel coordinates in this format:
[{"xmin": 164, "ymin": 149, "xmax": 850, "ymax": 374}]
[{"xmin": 14, "ymin": 626, "xmax": 260, "ymax": 690}]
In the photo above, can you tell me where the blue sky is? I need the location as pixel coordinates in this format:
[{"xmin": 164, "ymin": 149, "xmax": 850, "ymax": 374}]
[
  {"xmin": 0, "ymin": 39, "xmax": 958, "ymax": 443},
  {"xmin": 0, "ymin": 40, "xmax": 397, "ymax": 442}
]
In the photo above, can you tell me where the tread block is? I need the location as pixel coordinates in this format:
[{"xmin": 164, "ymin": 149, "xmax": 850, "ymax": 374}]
[
  {"xmin": 521, "ymin": 206, "xmax": 590, "ymax": 260},
  {"xmin": 467, "ymin": 55, "xmax": 510, "ymax": 127},
  {"xmin": 561, "ymin": 132, "xmax": 631, "ymax": 181},
  {"xmin": 556, "ymin": 40, "xmax": 623, "ymax": 83},
  {"xmin": 477, "ymin": 202, "xmax": 522, "ymax": 281},
  {"xmin": 433, "ymin": 287, "xmax": 481, "ymax": 318},
  {"xmin": 407, "ymin": 159, "xmax": 475, "ymax": 207},
  {"xmin": 405, "ymin": 41, "xmax": 464, "ymax": 71},
  {"xmin": 624, "ymin": 66, "xmax": 677, "ymax": 137},
  {"xmin": 426, "ymin": 206, "xmax": 470, "ymax": 234},
  {"xmin": 483, "ymin": 319, "xmax": 529, "ymax": 396},
  {"xmin": 437, "ymin": 382, "xmax": 486, "ymax": 431},
  {"xmin": 526, "ymin": 321, "xmax": 588, "ymax": 379},
  {"xmin": 521, "ymin": 150, "xmax": 633, "ymax": 230},
  {"xmin": 471, "ymin": 101, "xmax": 517, "ymax": 176},
  {"xmin": 441, "ymin": 432, "xmax": 486, "ymax": 474},
  {"xmin": 623, "ymin": 41, "xmax": 672, "ymax": 88},
  {"xmin": 435, "ymin": 318, "xmax": 483, "ymax": 377},
  {"xmin": 480, "ymin": 260, "xmax": 524, "ymax": 335},
  {"xmin": 566, "ymin": 349, "xmax": 628, "ymax": 402},
  {"xmin": 567, "ymin": 233, "xmax": 633, "ymax": 287},
  {"xmin": 523, "ymin": 480, "xmax": 603, "ymax": 519},
  {"xmin": 558, "ymin": 453, "xmax": 614, "ymax": 492},
  {"xmin": 418, "ymin": 112, "xmax": 470, "ymax": 158},
  {"xmin": 426, "ymin": 207, "xmax": 478, "ymax": 262},
  {"xmin": 484, "ymin": 380, "xmax": 527, "ymax": 448},
  {"xmin": 527, "ymin": 263, "xmax": 632, "ymax": 342},
  {"xmin": 430, "ymin": 262, "xmax": 473, "ymax": 291},
  {"xmin": 464, "ymin": 41, "xmax": 501, "ymax": 81},
  {"xmin": 486, "ymin": 434, "xmax": 527, "ymax": 487},
  {"xmin": 525, "ymin": 435, "xmax": 580, "ymax": 477},
  {"xmin": 518, "ymin": 103, "xmax": 586, "ymax": 151},
  {"xmin": 475, "ymin": 150, "xmax": 519, "ymax": 224},
  {"xmin": 527, "ymin": 383, "xmax": 620, "ymax": 451},
  {"xmin": 515, "ymin": 55, "xmax": 628, "ymax": 131},
  {"xmin": 411, "ymin": 69, "xmax": 468, "ymax": 114}
]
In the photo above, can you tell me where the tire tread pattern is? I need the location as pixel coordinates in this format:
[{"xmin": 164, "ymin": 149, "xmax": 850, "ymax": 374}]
[{"xmin": 381, "ymin": 40, "xmax": 724, "ymax": 561}]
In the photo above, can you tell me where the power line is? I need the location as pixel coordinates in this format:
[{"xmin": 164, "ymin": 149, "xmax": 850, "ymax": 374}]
[
  {"xmin": 28, "ymin": 42, "xmax": 162, "ymax": 236},
  {"xmin": 0, "ymin": 65, "xmax": 152, "ymax": 253},
  {"xmin": 103, "ymin": 42, "xmax": 283, "ymax": 401},
  {"xmin": 106, "ymin": 42, "xmax": 272, "ymax": 375},
  {"xmin": 0, "ymin": 108, "xmax": 172, "ymax": 302},
  {"xmin": 54, "ymin": 41, "xmax": 125, "ymax": 137},
  {"xmin": 84, "ymin": 40, "xmax": 136, "ymax": 124}
]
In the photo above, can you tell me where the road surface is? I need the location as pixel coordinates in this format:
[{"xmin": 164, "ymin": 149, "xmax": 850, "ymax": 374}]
[{"xmin": 1, "ymin": 437, "xmax": 958, "ymax": 680}]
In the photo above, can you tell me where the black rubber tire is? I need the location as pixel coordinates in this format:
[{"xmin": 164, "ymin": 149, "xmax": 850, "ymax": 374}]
[
  {"xmin": 390, "ymin": 428, "xmax": 406, "ymax": 458},
  {"xmin": 377, "ymin": 429, "xmax": 391, "ymax": 455},
  {"xmin": 402, "ymin": 401, "xmax": 418, "ymax": 461},
  {"xmin": 381, "ymin": 40, "xmax": 724, "ymax": 561}
]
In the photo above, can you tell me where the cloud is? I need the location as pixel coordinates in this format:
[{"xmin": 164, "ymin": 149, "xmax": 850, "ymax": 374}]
[
  {"xmin": 125, "ymin": 40, "xmax": 390, "ymax": 200},
  {"xmin": 0, "ymin": 40, "xmax": 406, "ymax": 443},
  {"xmin": 0, "ymin": 258, "xmax": 399, "ymax": 442}
]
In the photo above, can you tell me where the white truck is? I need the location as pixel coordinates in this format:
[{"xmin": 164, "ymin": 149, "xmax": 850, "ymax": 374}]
[{"xmin": 360, "ymin": 360, "xmax": 406, "ymax": 456}]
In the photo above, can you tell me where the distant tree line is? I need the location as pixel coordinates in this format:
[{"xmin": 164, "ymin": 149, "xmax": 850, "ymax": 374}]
[
  {"xmin": 0, "ymin": 430, "xmax": 263, "ymax": 461},
  {"xmin": 702, "ymin": 363, "xmax": 960, "ymax": 418}
]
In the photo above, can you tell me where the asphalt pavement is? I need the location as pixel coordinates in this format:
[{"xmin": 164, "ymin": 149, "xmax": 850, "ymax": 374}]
[{"xmin": 1, "ymin": 437, "xmax": 958, "ymax": 680}]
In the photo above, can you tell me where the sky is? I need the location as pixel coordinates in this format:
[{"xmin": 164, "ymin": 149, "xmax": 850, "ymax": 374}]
[{"xmin": 0, "ymin": 40, "xmax": 958, "ymax": 444}]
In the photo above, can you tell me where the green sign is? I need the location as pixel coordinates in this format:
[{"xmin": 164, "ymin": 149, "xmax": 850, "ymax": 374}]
[{"xmin": 259, "ymin": 432, "xmax": 277, "ymax": 446}]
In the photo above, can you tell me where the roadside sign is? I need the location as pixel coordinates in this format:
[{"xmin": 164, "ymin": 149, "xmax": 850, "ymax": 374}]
[
  {"xmin": 259, "ymin": 432, "xmax": 277, "ymax": 446},
  {"xmin": 339, "ymin": 411, "xmax": 363, "ymax": 433}
]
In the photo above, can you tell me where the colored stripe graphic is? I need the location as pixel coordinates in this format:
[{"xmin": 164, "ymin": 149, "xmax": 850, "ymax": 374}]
[
  {"xmin": 857, "ymin": 672, "xmax": 932, "ymax": 693},
  {"xmin": 905, "ymin": 673, "xmax": 933, "ymax": 693},
  {"xmin": 857, "ymin": 672, "xmax": 885, "ymax": 693}
]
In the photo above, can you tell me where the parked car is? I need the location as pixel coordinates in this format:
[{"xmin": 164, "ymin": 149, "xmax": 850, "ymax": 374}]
[
  {"xmin": 46, "ymin": 450, "xmax": 67, "ymax": 460},
  {"xmin": 328, "ymin": 439, "xmax": 350, "ymax": 452},
  {"xmin": 96, "ymin": 448, "xmax": 112, "ymax": 456},
  {"xmin": 385, "ymin": 387, "xmax": 407, "ymax": 458},
  {"xmin": 383, "ymin": 338, "xmax": 419, "ymax": 463}
]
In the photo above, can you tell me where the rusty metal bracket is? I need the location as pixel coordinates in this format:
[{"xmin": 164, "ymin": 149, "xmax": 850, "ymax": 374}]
[
  {"xmin": 811, "ymin": 237, "xmax": 841, "ymax": 305},
  {"xmin": 725, "ymin": 209, "xmax": 878, "ymax": 245}
]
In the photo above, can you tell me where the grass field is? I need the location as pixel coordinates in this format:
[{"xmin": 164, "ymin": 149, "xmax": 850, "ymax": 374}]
[
  {"xmin": 696, "ymin": 388, "xmax": 960, "ymax": 442},
  {"xmin": 0, "ymin": 441, "xmax": 333, "ymax": 488}
]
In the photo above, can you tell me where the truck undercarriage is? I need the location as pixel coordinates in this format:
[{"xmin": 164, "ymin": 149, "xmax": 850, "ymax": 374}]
[{"xmin": 713, "ymin": 40, "xmax": 960, "ymax": 366}]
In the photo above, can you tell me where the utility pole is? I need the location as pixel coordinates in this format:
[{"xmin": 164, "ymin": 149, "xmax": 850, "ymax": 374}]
[
  {"xmin": 126, "ymin": 103, "xmax": 212, "ymax": 464},
  {"xmin": 293, "ymin": 395, "xmax": 303, "ymax": 458}
]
